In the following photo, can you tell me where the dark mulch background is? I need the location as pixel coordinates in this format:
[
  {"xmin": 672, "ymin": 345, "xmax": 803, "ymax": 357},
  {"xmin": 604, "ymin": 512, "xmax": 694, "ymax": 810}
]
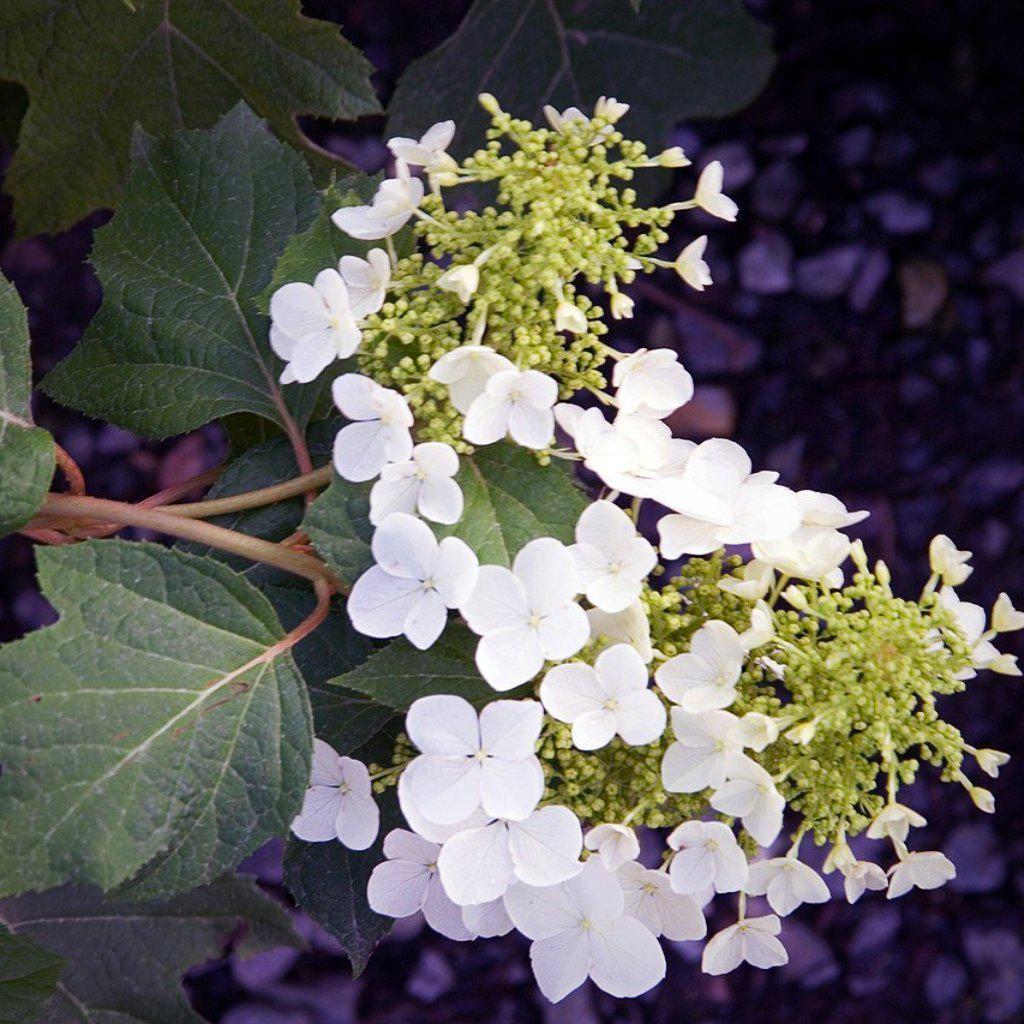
[{"xmin": 2, "ymin": 1, "xmax": 1023, "ymax": 1021}]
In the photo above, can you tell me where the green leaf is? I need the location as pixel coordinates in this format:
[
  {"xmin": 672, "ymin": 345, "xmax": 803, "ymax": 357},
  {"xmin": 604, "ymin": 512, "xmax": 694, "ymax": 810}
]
[
  {"xmin": 0, "ymin": 0, "xmax": 380, "ymax": 237},
  {"xmin": 0, "ymin": 539, "xmax": 312, "ymax": 900},
  {"xmin": 387, "ymin": 0, "xmax": 775, "ymax": 156},
  {"xmin": 435, "ymin": 441, "xmax": 588, "ymax": 566},
  {"xmin": 302, "ymin": 474, "xmax": 375, "ymax": 588},
  {"xmin": 0, "ymin": 928, "xmax": 63, "ymax": 1024},
  {"xmin": 284, "ymin": 794, "xmax": 400, "ymax": 976},
  {"xmin": 0, "ymin": 272, "xmax": 54, "ymax": 538},
  {"xmin": 329, "ymin": 622, "xmax": 503, "ymax": 711},
  {"xmin": 0, "ymin": 875, "xmax": 301, "ymax": 1024},
  {"xmin": 41, "ymin": 104, "xmax": 330, "ymax": 441}
]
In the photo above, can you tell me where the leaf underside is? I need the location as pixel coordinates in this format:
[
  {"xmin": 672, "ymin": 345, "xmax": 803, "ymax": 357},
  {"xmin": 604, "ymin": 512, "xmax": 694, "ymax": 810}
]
[
  {"xmin": 387, "ymin": 0, "xmax": 775, "ymax": 156},
  {"xmin": 0, "ymin": 0, "xmax": 380, "ymax": 237},
  {"xmin": 0, "ymin": 272, "xmax": 54, "ymax": 538},
  {"xmin": 41, "ymin": 104, "xmax": 329, "ymax": 440},
  {"xmin": 0, "ymin": 540, "xmax": 312, "ymax": 901},
  {"xmin": 0, "ymin": 927, "xmax": 64, "ymax": 1024},
  {"xmin": 0, "ymin": 876, "xmax": 300, "ymax": 1024}
]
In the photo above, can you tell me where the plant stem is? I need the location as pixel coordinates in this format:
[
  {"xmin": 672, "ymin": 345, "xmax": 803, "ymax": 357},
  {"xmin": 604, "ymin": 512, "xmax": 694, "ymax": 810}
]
[
  {"xmin": 160, "ymin": 464, "xmax": 334, "ymax": 518},
  {"xmin": 53, "ymin": 443, "xmax": 86, "ymax": 495},
  {"xmin": 39, "ymin": 493, "xmax": 339, "ymax": 589}
]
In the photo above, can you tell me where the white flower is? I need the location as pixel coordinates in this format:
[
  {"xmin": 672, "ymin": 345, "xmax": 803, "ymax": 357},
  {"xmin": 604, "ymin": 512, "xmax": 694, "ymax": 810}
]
[
  {"xmin": 593, "ymin": 96, "xmax": 630, "ymax": 123},
  {"xmin": 543, "ymin": 104, "xmax": 589, "ymax": 132},
  {"xmin": 675, "ymin": 235, "xmax": 712, "ymax": 291},
  {"xmin": 369, "ymin": 442, "xmax": 463, "ymax": 525},
  {"xmin": 740, "ymin": 600, "xmax": 775, "ymax": 651},
  {"xmin": 504, "ymin": 857, "xmax": 666, "ymax": 1002},
  {"xmin": 270, "ymin": 269, "xmax": 361, "ymax": 384},
  {"xmin": 693, "ymin": 160, "xmax": 738, "ymax": 221},
  {"xmin": 540, "ymin": 644, "xmax": 666, "ymax": 750},
  {"xmin": 992, "ymin": 592, "xmax": 1024, "ymax": 633},
  {"xmin": 656, "ymin": 439, "xmax": 802, "ymax": 557},
  {"xmin": 437, "ymin": 805, "xmax": 583, "ymax": 905},
  {"xmin": 666, "ymin": 820, "xmax": 748, "ymax": 895},
  {"xmin": 654, "ymin": 145, "xmax": 691, "ymax": 168},
  {"xmin": 463, "ymin": 368, "xmax": 558, "ymax": 449},
  {"xmin": 436, "ymin": 263, "xmax": 480, "ymax": 303},
  {"xmin": 584, "ymin": 824, "xmax": 640, "ymax": 871},
  {"xmin": 291, "ymin": 740, "xmax": 379, "ymax": 850},
  {"xmin": 608, "ymin": 291, "xmax": 635, "ymax": 320},
  {"xmin": 752, "ymin": 526, "xmax": 850, "ymax": 588},
  {"xmin": 587, "ymin": 600, "xmax": 655, "ymax": 663},
  {"xmin": 929, "ymin": 534, "xmax": 973, "ymax": 586},
  {"xmin": 338, "ymin": 247, "xmax": 391, "ymax": 319},
  {"xmin": 718, "ymin": 560, "xmax": 774, "ymax": 602},
  {"xmin": 840, "ymin": 859, "xmax": 888, "ymax": 904},
  {"xmin": 569, "ymin": 500, "xmax": 656, "ymax": 613},
  {"xmin": 736, "ymin": 712, "xmax": 784, "ymax": 752},
  {"xmin": 404, "ymin": 694, "xmax": 544, "ymax": 825},
  {"xmin": 332, "ymin": 374, "xmax": 414, "ymax": 482},
  {"xmin": 347, "ymin": 513, "xmax": 477, "ymax": 649},
  {"xmin": 332, "ymin": 161, "xmax": 424, "ymax": 239},
  {"xmin": 866, "ymin": 802, "xmax": 927, "ymax": 842},
  {"xmin": 796, "ymin": 489, "xmax": 869, "ymax": 528},
  {"xmin": 428, "ymin": 345, "xmax": 515, "ymax": 414},
  {"xmin": 387, "ymin": 120, "xmax": 456, "ymax": 168},
  {"xmin": 655, "ymin": 620, "xmax": 745, "ymax": 712},
  {"xmin": 974, "ymin": 748, "xmax": 1010, "ymax": 778},
  {"xmin": 886, "ymin": 849, "xmax": 956, "ymax": 899},
  {"xmin": 555, "ymin": 300, "xmax": 589, "ymax": 334},
  {"xmin": 617, "ymin": 861, "xmax": 706, "ymax": 941},
  {"xmin": 744, "ymin": 857, "xmax": 830, "ymax": 916},
  {"xmin": 397, "ymin": 759, "xmax": 490, "ymax": 843},
  {"xmin": 939, "ymin": 587, "xmax": 1020, "ymax": 677},
  {"xmin": 462, "ymin": 537, "xmax": 589, "ymax": 690},
  {"xmin": 612, "ymin": 348, "xmax": 694, "ymax": 418},
  {"xmin": 461, "ymin": 898, "xmax": 514, "ymax": 938},
  {"xmin": 367, "ymin": 829, "xmax": 472, "ymax": 940},
  {"xmin": 661, "ymin": 708, "xmax": 749, "ymax": 793},
  {"xmin": 709, "ymin": 758, "xmax": 785, "ymax": 847},
  {"xmin": 702, "ymin": 915, "xmax": 787, "ymax": 975}
]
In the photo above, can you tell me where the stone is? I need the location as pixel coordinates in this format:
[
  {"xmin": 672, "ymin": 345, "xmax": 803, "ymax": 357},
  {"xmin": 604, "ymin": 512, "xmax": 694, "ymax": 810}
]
[
  {"xmin": 406, "ymin": 949, "xmax": 456, "ymax": 1002},
  {"xmin": 945, "ymin": 822, "xmax": 1007, "ymax": 893},
  {"xmin": 898, "ymin": 260, "xmax": 948, "ymax": 328},
  {"xmin": 699, "ymin": 141, "xmax": 755, "ymax": 190},
  {"xmin": 848, "ymin": 248, "xmax": 891, "ymax": 312},
  {"xmin": 984, "ymin": 250, "xmax": 1024, "ymax": 303},
  {"xmin": 738, "ymin": 230, "xmax": 794, "ymax": 294},
  {"xmin": 925, "ymin": 955, "xmax": 968, "ymax": 1009},
  {"xmin": 752, "ymin": 159, "xmax": 803, "ymax": 221},
  {"xmin": 865, "ymin": 191, "xmax": 933, "ymax": 234},
  {"xmin": 831, "ymin": 125, "xmax": 874, "ymax": 168},
  {"xmin": 795, "ymin": 245, "xmax": 865, "ymax": 299}
]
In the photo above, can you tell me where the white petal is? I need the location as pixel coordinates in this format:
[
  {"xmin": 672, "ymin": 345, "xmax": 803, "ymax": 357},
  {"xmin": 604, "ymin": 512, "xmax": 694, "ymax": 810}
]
[
  {"xmin": 333, "ymin": 420, "xmax": 390, "ymax": 482},
  {"xmin": 408, "ymin": 757, "xmax": 482, "ymax": 825},
  {"xmin": 402, "ymin": 588, "xmax": 448, "ymax": 649},
  {"xmin": 397, "ymin": 762, "xmax": 490, "ymax": 843},
  {"xmin": 475, "ymin": 624, "xmax": 546, "ymax": 690},
  {"xmin": 432, "ymin": 537, "xmax": 479, "ymax": 608},
  {"xmin": 347, "ymin": 567, "xmax": 421, "ymax": 640},
  {"xmin": 507, "ymin": 402, "xmax": 555, "ymax": 449},
  {"xmin": 503, "ymin": 881, "xmax": 579, "ymax": 940},
  {"xmin": 538, "ymin": 603, "xmax": 591, "ymax": 662},
  {"xmin": 418, "ymin": 476, "xmax": 464, "ymax": 524},
  {"xmin": 612, "ymin": 689, "xmax": 666, "ymax": 746},
  {"xmin": 309, "ymin": 738, "xmax": 345, "ymax": 787},
  {"xmin": 539, "ymin": 663, "xmax": 604, "ymax": 722},
  {"xmin": 422, "ymin": 875, "xmax": 474, "ymax": 940},
  {"xmin": 270, "ymin": 282, "xmax": 328, "ymax": 339},
  {"xmin": 369, "ymin": 475, "xmax": 420, "ymax": 525},
  {"xmin": 291, "ymin": 786, "xmax": 342, "ymax": 843},
  {"xmin": 406, "ymin": 694, "xmax": 479, "ymax": 756},
  {"xmin": 507, "ymin": 806, "xmax": 585, "ymax": 887},
  {"xmin": 701, "ymin": 923, "xmax": 746, "ymax": 975},
  {"xmin": 479, "ymin": 699, "xmax": 544, "ymax": 759},
  {"xmin": 514, "ymin": 537, "xmax": 579, "ymax": 613},
  {"xmin": 331, "ymin": 373, "xmax": 382, "ymax": 420},
  {"xmin": 668, "ymin": 844, "xmax": 716, "ymax": 895},
  {"xmin": 367, "ymin": 857, "xmax": 430, "ymax": 918},
  {"xmin": 656, "ymin": 890, "xmax": 707, "ymax": 941},
  {"xmin": 371, "ymin": 511, "xmax": 437, "ymax": 579},
  {"xmin": 383, "ymin": 827, "xmax": 438, "ymax": 864},
  {"xmin": 437, "ymin": 822, "xmax": 516, "ymax": 905},
  {"xmin": 461, "ymin": 565, "xmax": 530, "ymax": 632},
  {"xmin": 571, "ymin": 708, "xmax": 618, "ymax": 751},
  {"xmin": 461, "ymin": 897, "xmax": 514, "ymax": 938},
  {"xmin": 529, "ymin": 930, "xmax": 591, "ymax": 1003},
  {"xmin": 657, "ymin": 514, "xmax": 724, "ymax": 558},
  {"xmin": 588, "ymin": 917, "xmax": 667, "ymax": 998},
  {"xmin": 480, "ymin": 757, "xmax": 545, "ymax": 821},
  {"xmin": 463, "ymin": 392, "xmax": 511, "ymax": 444}
]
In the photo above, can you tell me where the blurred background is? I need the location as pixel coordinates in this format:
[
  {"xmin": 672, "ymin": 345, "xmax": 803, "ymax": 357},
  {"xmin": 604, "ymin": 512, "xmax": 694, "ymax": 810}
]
[{"xmin": 2, "ymin": 1, "xmax": 1023, "ymax": 1021}]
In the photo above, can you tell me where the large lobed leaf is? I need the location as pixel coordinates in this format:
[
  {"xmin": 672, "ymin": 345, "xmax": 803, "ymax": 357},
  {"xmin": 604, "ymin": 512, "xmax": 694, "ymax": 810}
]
[
  {"xmin": 0, "ymin": 0, "xmax": 379, "ymax": 237},
  {"xmin": 0, "ymin": 540, "xmax": 312, "ymax": 901},
  {"xmin": 0, "ymin": 875, "xmax": 300, "ymax": 1024},
  {"xmin": 41, "ymin": 105, "xmax": 329, "ymax": 442},
  {"xmin": 0, "ymin": 927, "xmax": 64, "ymax": 1024},
  {"xmin": 387, "ymin": 0, "xmax": 775, "ymax": 156},
  {"xmin": 0, "ymin": 272, "xmax": 54, "ymax": 538}
]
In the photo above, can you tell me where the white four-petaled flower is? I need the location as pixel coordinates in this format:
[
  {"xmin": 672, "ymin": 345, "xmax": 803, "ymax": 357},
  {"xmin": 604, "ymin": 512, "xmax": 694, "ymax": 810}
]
[
  {"xmin": 929, "ymin": 534, "xmax": 973, "ymax": 586},
  {"xmin": 612, "ymin": 348, "xmax": 694, "ymax": 418},
  {"xmin": 655, "ymin": 620, "xmax": 745, "ymax": 712},
  {"xmin": 661, "ymin": 708, "xmax": 750, "ymax": 793},
  {"xmin": 504, "ymin": 857, "xmax": 667, "ymax": 1002},
  {"xmin": 338, "ymin": 248, "xmax": 391, "ymax": 320},
  {"xmin": 709, "ymin": 758, "xmax": 786, "ymax": 847},
  {"xmin": 666, "ymin": 820, "xmax": 748, "ymax": 895},
  {"xmin": 752, "ymin": 526, "xmax": 850, "ymax": 587},
  {"xmin": 744, "ymin": 856, "xmax": 830, "ymax": 916},
  {"xmin": 332, "ymin": 374, "xmax": 414, "ymax": 482},
  {"xmin": 347, "ymin": 513, "xmax": 477, "ymax": 649},
  {"xmin": 693, "ymin": 160, "xmax": 738, "ymax": 221},
  {"xmin": 428, "ymin": 345, "xmax": 516, "ymax": 414},
  {"xmin": 702, "ymin": 915, "xmax": 787, "ymax": 975},
  {"xmin": 463, "ymin": 369, "xmax": 558, "ymax": 449},
  {"xmin": 387, "ymin": 121, "xmax": 456, "ymax": 170},
  {"xmin": 675, "ymin": 235, "xmax": 712, "ymax": 291},
  {"xmin": 587, "ymin": 600, "xmax": 655, "ymax": 663},
  {"xmin": 367, "ymin": 828, "xmax": 472, "ymax": 940},
  {"xmin": 270, "ymin": 269, "xmax": 361, "ymax": 383},
  {"xmin": 540, "ymin": 644, "xmax": 666, "ymax": 750},
  {"xmin": 404, "ymin": 694, "xmax": 545, "ymax": 825},
  {"xmin": 462, "ymin": 537, "xmax": 589, "ymax": 690},
  {"xmin": 332, "ymin": 160, "xmax": 424, "ymax": 240},
  {"xmin": 291, "ymin": 740, "xmax": 379, "ymax": 850},
  {"xmin": 617, "ymin": 860, "xmax": 707, "ymax": 941},
  {"xmin": 369, "ymin": 442, "xmax": 464, "ymax": 525},
  {"xmin": 584, "ymin": 824, "xmax": 640, "ymax": 871},
  {"xmin": 886, "ymin": 848, "xmax": 956, "ymax": 899},
  {"xmin": 570, "ymin": 500, "xmax": 656, "ymax": 613}
]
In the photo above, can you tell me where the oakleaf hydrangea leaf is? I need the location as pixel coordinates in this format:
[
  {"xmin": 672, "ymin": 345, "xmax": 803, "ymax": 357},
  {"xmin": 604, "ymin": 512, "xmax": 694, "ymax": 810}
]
[
  {"xmin": 0, "ymin": 927, "xmax": 64, "ymax": 1024},
  {"xmin": 0, "ymin": 540, "xmax": 312, "ymax": 900},
  {"xmin": 0, "ymin": 0, "xmax": 379, "ymax": 237},
  {"xmin": 41, "ymin": 105, "xmax": 330, "ymax": 441},
  {"xmin": 387, "ymin": 0, "xmax": 775, "ymax": 156},
  {"xmin": 0, "ymin": 876, "xmax": 300, "ymax": 1024},
  {"xmin": 303, "ymin": 474, "xmax": 376, "ymax": 587},
  {"xmin": 0, "ymin": 272, "xmax": 54, "ymax": 538},
  {"xmin": 434, "ymin": 441, "xmax": 588, "ymax": 566}
]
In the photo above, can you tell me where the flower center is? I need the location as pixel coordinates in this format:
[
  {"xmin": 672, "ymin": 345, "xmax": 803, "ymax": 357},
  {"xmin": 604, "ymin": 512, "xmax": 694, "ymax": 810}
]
[{"xmin": 527, "ymin": 614, "xmax": 542, "ymax": 629}]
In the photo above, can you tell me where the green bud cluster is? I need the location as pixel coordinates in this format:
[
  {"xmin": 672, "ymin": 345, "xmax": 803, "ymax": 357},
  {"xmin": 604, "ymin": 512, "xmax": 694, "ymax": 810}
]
[{"xmin": 357, "ymin": 99, "xmax": 679, "ymax": 447}]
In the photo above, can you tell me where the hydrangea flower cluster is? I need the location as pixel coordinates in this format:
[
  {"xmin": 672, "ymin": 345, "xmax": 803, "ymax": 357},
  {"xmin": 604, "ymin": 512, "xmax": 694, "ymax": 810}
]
[{"xmin": 274, "ymin": 96, "xmax": 1020, "ymax": 1002}]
